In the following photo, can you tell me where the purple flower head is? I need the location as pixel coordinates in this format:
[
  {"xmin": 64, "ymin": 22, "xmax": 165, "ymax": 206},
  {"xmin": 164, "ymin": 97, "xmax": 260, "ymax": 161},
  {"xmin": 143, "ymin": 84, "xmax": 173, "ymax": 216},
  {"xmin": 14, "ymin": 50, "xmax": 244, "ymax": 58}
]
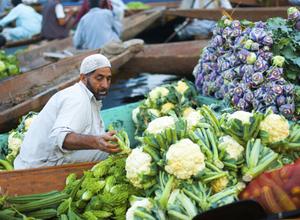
[
  {"xmin": 237, "ymin": 99, "xmax": 249, "ymax": 110},
  {"xmin": 244, "ymin": 91, "xmax": 254, "ymax": 103},
  {"xmin": 211, "ymin": 35, "xmax": 224, "ymax": 47},
  {"xmin": 251, "ymin": 42, "xmax": 260, "ymax": 51},
  {"xmin": 231, "ymin": 28, "xmax": 242, "ymax": 38},
  {"xmin": 221, "ymin": 61, "xmax": 231, "ymax": 72},
  {"xmin": 202, "ymin": 62, "xmax": 212, "ymax": 74},
  {"xmin": 283, "ymin": 84, "xmax": 294, "ymax": 95},
  {"xmin": 288, "ymin": 7, "xmax": 300, "ymax": 21},
  {"xmin": 255, "ymin": 21, "xmax": 267, "ymax": 29},
  {"xmin": 213, "ymin": 26, "xmax": 223, "ymax": 36},
  {"xmin": 238, "ymin": 49, "xmax": 250, "ymax": 63},
  {"xmin": 272, "ymin": 85, "xmax": 283, "ymax": 95},
  {"xmin": 267, "ymin": 67, "xmax": 283, "ymax": 81},
  {"xmin": 223, "ymin": 69, "xmax": 235, "ymax": 81},
  {"xmin": 231, "ymin": 20, "xmax": 241, "ymax": 30},
  {"xmin": 231, "ymin": 95, "xmax": 240, "ymax": 105},
  {"xmin": 279, "ymin": 103, "xmax": 295, "ymax": 117},
  {"xmin": 263, "ymin": 93, "xmax": 276, "ymax": 105},
  {"xmin": 262, "ymin": 35, "xmax": 273, "ymax": 46},
  {"xmin": 250, "ymin": 28, "xmax": 267, "ymax": 43},
  {"xmin": 259, "ymin": 51, "xmax": 273, "ymax": 61},
  {"xmin": 254, "ymin": 57, "xmax": 268, "ymax": 72},
  {"xmin": 240, "ymin": 64, "xmax": 254, "ymax": 75},
  {"xmin": 251, "ymin": 72, "xmax": 264, "ymax": 87},
  {"xmin": 233, "ymin": 86, "xmax": 244, "ymax": 97},
  {"xmin": 222, "ymin": 27, "xmax": 233, "ymax": 39},
  {"xmin": 276, "ymin": 95, "xmax": 286, "ymax": 106}
]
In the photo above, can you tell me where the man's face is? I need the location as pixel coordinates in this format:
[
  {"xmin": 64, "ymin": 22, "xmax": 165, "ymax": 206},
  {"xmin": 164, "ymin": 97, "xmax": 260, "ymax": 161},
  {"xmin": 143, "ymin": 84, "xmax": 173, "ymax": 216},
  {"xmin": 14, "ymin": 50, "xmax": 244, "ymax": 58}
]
[{"xmin": 81, "ymin": 67, "xmax": 112, "ymax": 100}]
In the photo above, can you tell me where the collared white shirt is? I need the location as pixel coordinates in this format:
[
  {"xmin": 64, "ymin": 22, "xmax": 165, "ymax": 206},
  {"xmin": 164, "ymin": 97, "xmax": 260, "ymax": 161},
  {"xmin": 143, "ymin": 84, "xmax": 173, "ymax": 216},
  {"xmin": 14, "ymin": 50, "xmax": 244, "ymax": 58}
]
[{"xmin": 14, "ymin": 81, "xmax": 108, "ymax": 169}]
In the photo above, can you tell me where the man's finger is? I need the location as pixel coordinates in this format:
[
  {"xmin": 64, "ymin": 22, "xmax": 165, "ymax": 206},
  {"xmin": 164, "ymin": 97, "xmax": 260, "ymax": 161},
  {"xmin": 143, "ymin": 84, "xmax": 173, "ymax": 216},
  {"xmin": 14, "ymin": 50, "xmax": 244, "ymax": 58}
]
[
  {"xmin": 105, "ymin": 148, "xmax": 121, "ymax": 153},
  {"xmin": 107, "ymin": 130, "xmax": 117, "ymax": 136},
  {"xmin": 103, "ymin": 135, "xmax": 118, "ymax": 142},
  {"xmin": 104, "ymin": 142, "xmax": 119, "ymax": 149}
]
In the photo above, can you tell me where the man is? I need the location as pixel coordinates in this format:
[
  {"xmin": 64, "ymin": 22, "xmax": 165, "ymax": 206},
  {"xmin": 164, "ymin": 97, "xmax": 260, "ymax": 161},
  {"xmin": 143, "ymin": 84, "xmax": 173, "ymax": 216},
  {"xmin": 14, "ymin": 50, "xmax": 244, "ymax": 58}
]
[
  {"xmin": 177, "ymin": 0, "xmax": 232, "ymax": 39},
  {"xmin": 73, "ymin": 0, "xmax": 122, "ymax": 50},
  {"xmin": 0, "ymin": 0, "xmax": 42, "ymax": 43},
  {"xmin": 41, "ymin": 0, "xmax": 74, "ymax": 40},
  {"xmin": 14, "ymin": 54, "xmax": 120, "ymax": 169}
]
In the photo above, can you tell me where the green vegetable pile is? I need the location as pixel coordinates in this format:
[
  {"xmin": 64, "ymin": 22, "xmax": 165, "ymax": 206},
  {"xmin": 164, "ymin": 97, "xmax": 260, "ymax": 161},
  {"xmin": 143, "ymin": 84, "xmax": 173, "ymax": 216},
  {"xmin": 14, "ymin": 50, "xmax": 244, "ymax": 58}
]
[
  {"xmin": 0, "ymin": 112, "xmax": 37, "ymax": 171},
  {"xmin": 126, "ymin": 1, "xmax": 150, "ymax": 10},
  {"xmin": 0, "ymin": 50, "xmax": 20, "ymax": 80}
]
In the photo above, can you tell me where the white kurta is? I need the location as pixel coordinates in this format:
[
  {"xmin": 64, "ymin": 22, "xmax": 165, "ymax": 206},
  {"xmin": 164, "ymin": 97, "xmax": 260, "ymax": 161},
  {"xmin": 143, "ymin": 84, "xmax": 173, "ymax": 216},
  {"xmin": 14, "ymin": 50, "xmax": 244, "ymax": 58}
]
[{"xmin": 14, "ymin": 81, "xmax": 108, "ymax": 169}]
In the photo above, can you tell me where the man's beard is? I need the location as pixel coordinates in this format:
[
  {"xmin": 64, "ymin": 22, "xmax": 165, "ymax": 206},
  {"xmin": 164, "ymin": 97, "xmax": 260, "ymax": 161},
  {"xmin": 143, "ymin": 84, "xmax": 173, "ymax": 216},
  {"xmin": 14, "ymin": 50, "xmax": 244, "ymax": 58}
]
[{"xmin": 86, "ymin": 78, "xmax": 108, "ymax": 101}]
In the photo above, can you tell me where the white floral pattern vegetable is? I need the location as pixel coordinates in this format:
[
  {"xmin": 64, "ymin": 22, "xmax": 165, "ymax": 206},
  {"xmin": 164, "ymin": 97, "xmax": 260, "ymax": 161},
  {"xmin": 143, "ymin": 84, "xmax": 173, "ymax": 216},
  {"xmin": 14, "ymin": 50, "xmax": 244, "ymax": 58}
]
[
  {"xmin": 218, "ymin": 135, "xmax": 244, "ymax": 161},
  {"xmin": 175, "ymin": 80, "xmax": 189, "ymax": 94},
  {"xmin": 126, "ymin": 197, "xmax": 153, "ymax": 220},
  {"xmin": 125, "ymin": 148, "xmax": 152, "ymax": 188},
  {"xmin": 182, "ymin": 107, "xmax": 203, "ymax": 129},
  {"xmin": 165, "ymin": 139, "xmax": 205, "ymax": 179},
  {"xmin": 149, "ymin": 87, "xmax": 169, "ymax": 101},
  {"xmin": 228, "ymin": 111, "xmax": 253, "ymax": 124},
  {"xmin": 146, "ymin": 116, "xmax": 176, "ymax": 134},
  {"xmin": 259, "ymin": 113, "xmax": 289, "ymax": 143}
]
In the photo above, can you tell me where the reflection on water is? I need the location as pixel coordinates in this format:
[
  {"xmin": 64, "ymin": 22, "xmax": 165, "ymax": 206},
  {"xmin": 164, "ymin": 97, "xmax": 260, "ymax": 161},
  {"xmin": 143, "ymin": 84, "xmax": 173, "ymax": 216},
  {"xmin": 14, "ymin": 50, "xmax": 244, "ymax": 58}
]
[{"xmin": 102, "ymin": 73, "xmax": 183, "ymax": 109}]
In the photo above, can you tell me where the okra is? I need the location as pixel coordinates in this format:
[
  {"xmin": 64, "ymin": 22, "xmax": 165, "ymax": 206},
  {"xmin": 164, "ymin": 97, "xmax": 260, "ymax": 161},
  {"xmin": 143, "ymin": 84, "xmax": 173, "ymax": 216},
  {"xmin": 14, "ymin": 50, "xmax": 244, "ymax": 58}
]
[
  {"xmin": 25, "ymin": 208, "xmax": 57, "ymax": 219},
  {"xmin": 7, "ymin": 191, "xmax": 60, "ymax": 204}
]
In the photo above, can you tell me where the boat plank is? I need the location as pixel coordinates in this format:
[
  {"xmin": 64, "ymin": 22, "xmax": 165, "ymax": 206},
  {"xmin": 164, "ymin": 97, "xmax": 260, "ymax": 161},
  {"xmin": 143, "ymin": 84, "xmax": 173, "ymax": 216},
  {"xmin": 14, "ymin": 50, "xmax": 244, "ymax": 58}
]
[
  {"xmin": 121, "ymin": 40, "xmax": 206, "ymax": 76},
  {"xmin": 0, "ymin": 162, "xmax": 95, "ymax": 196},
  {"xmin": 164, "ymin": 7, "xmax": 288, "ymax": 21}
]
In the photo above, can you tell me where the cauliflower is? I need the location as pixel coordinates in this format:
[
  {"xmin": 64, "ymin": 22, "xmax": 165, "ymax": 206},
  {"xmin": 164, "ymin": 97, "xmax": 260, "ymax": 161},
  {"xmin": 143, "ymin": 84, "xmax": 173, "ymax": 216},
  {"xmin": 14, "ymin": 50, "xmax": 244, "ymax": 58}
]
[
  {"xmin": 132, "ymin": 107, "xmax": 140, "ymax": 124},
  {"xmin": 146, "ymin": 116, "xmax": 176, "ymax": 134},
  {"xmin": 147, "ymin": 109, "xmax": 160, "ymax": 117},
  {"xmin": 211, "ymin": 176, "xmax": 229, "ymax": 193},
  {"xmin": 182, "ymin": 107, "xmax": 203, "ymax": 129},
  {"xmin": 218, "ymin": 136, "xmax": 244, "ymax": 161},
  {"xmin": 161, "ymin": 102, "xmax": 175, "ymax": 114},
  {"xmin": 259, "ymin": 113, "xmax": 289, "ymax": 143},
  {"xmin": 8, "ymin": 131, "xmax": 23, "ymax": 153},
  {"xmin": 148, "ymin": 87, "xmax": 169, "ymax": 101},
  {"xmin": 175, "ymin": 80, "xmax": 189, "ymax": 94},
  {"xmin": 165, "ymin": 139, "xmax": 205, "ymax": 179},
  {"xmin": 125, "ymin": 148, "xmax": 152, "ymax": 188},
  {"xmin": 126, "ymin": 197, "xmax": 153, "ymax": 220},
  {"xmin": 228, "ymin": 111, "xmax": 253, "ymax": 124},
  {"xmin": 24, "ymin": 114, "xmax": 37, "ymax": 131}
]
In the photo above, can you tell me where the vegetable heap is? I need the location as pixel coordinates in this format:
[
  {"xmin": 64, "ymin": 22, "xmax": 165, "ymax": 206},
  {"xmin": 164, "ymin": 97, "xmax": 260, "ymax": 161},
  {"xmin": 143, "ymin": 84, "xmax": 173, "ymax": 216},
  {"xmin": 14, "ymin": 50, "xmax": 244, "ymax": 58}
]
[
  {"xmin": 126, "ymin": 1, "xmax": 150, "ymax": 10},
  {"xmin": 0, "ymin": 112, "xmax": 37, "ymax": 171},
  {"xmin": 126, "ymin": 81, "xmax": 300, "ymax": 219},
  {"xmin": 0, "ymin": 50, "xmax": 20, "ymax": 80},
  {"xmin": 194, "ymin": 8, "xmax": 300, "ymax": 119}
]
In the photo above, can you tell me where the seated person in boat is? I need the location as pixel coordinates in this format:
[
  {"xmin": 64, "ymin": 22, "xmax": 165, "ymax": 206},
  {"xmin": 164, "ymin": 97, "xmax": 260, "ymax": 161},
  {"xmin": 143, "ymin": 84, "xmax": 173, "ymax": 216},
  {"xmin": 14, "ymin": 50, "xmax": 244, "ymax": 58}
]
[
  {"xmin": 0, "ymin": 0, "xmax": 42, "ymax": 43},
  {"xmin": 14, "ymin": 54, "xmax": 121, "ymax": 169},
  {"xmin": 73, "ymin": 0, "xmax": 122, "ymax": 50},
  {"xmin": 73, "ymin": 0, "xmax": 125, "ymax": 27},
  {"xmin": 41, "ymin": 0, "xmax": 75, "ymax": 40},
  {"xmin": 289, "ymin": 0, "xmax": 300, "ymax": 5}
]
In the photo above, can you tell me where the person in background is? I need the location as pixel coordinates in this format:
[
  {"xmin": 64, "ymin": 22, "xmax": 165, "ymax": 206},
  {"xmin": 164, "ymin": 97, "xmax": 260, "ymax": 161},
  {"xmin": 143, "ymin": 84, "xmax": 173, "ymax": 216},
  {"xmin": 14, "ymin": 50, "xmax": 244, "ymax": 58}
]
[
  {"xmin": 41, "ymin": 0, "xmax": 75, "ymax": 40},
  {"xmin": 14, "ymin": 54, "xmax": 121, "ymax": 169},
  {"xmin": 0, "ymin": 0, "xmax": 42, "ymax": 45},
  {"xmin": 73, "ymin": 0, "xmax": 122, "ymax": 50},
  {"xmin": 72, "ymin": 0, "xmax": 125, "ymax": 27},
  {"xmin": 289, "ymin": 0, "xmax": 300, "ymax": 5},
  {"xmin": 177, "ymin": 0, "xmax": 232, "ymax": 40},
  {"xmin": 0, "ymin": 0, "xmax": 11, "ymax": 15}
]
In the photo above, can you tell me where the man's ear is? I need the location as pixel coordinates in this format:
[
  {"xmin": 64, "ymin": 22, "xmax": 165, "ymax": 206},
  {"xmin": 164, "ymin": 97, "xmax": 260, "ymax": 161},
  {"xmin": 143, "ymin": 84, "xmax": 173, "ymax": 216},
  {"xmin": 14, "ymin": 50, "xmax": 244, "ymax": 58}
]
[{"xmin": 79, "ymin": 74, "xmax": 86, "ymax": 81}]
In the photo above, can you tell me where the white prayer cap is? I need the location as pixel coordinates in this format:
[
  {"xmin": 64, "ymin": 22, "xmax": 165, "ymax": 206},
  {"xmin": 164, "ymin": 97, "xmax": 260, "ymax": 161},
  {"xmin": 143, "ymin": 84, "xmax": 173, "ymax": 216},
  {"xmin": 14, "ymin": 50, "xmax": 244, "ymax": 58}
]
[{"xmin": 80, "ymin": 54, "xmax": 111, "ymax": 74}]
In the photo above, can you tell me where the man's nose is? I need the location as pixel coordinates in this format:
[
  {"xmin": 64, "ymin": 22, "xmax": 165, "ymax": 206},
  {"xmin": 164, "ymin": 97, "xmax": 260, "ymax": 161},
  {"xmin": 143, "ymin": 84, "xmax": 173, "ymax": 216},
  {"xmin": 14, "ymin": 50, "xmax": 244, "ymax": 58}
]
[{"xmin": 101, "ymin": 78, "xmax": 109, "ymax": 90}]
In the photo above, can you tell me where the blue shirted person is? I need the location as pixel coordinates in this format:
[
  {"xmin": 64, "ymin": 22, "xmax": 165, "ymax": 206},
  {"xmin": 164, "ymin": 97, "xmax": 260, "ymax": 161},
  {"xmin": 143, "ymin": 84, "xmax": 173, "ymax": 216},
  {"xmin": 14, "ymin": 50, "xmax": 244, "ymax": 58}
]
[
  {"xmin": 73, "ymin": 0, "xmax": 122, "ymax": 50},
  {"xmin": 0, "ymin": 0, "xmax": 42, "ymax": 43}
]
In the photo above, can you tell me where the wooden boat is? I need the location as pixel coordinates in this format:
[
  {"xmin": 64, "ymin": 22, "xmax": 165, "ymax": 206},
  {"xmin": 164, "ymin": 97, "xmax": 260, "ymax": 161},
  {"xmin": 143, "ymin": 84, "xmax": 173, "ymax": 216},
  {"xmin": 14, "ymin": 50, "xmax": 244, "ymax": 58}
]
[
  {"xmin": 121, "ymin": 40, "xmax": 207, "ymax": 76},
  {"xmin": 14, "ymin": 8, "xmax": 163, "ymax": 73},
  {"xmin": 5, "ymin": 35, "xmax": 43, "ymax": 48},
  {"xmin": 164, "ymin": 7, "xmax": 289, "ymax": 21},
  {"xmin": 230, "ymin": 0, "xmax": 290, "ymax": 7},
  {"xmin": 0, "ymin": 44, "xmax": 143, "ymax": 133}
]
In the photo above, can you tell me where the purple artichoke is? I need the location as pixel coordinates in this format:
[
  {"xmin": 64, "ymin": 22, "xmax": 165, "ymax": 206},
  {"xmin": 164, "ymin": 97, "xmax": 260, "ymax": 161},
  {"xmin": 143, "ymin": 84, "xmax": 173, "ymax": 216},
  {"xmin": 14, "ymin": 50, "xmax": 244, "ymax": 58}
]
[
  {"xmin": 283, "ymin": 84, "xmax": 294, "ymax": 95},
  {"xmin": 251, "ymin": 72, "xmax": 264, "ymax": 87},
  {"xmin": 231, "ymin": 28, "xmax": 242, "ymax": 38},
  {"xmin": 276, "ymin": 95, "xmax": 286, "ymax": 106},
  {"xmin": 254, "ymin": 57, "xmax": 268, "ymax": 72},
  {"xmin": 251, "ymin": 42, "xmax": 260, "ymax": 51},
  {"xmin": 244, "ymin": 91, "xmax": 254, "ymax": 103},
  {"xmin": 279, "ymin": 104, "xmax": 295, "ymax": 117},
  {"xmin": 222, "ymin": 27, "xmax": 233, "ymax": 39},
  {"xmin": 255, "ymin": 21, "xmax": 266, "ymax": 29},
  {"xmin": 231, "ymin": 20, "xmax": 241, "ymax": 29},
  {"xmin": 238, "ymin": 49, "xmax": 250, "ymax": 63},
  {"xmin": 231, "ymin": 95, "xmax": 240, "ymax": 105},
  {"xmin": 249, "ymin": 28, "xmax": 266, "ymax": 43},
  {"xmin": 267, "ymin": 67, "xmax": 283, "ymax": 81},
  {"xmin": 240, "ymin": 64, "xmax": 254, "ymax": 75},
  {"xmin": 233, "ymin": 86, "xmax": 244, "ymax": 97},
  {"xmin": 262, "ymin": 36, "xmax": 273, "ymax": 46},
  {"xmin": 211, "ymin": 35, "xmax": 224, "ymax": 47},
  {"xmin": 288, "ymin": 7, "xmax": 300, "ymax": 21},
  {"xmin": 237, "ymin": 98, "xmax": 249, "ymax": 110},
  {"xmin": 272, "ymin": 85, "xmax": 283, "ymax": 95}
]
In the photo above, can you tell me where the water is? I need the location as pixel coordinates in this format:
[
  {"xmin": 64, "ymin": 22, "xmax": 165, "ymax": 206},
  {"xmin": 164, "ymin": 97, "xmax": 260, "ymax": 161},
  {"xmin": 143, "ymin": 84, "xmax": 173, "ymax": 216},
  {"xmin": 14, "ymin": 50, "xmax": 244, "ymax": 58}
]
[{"xmin": 102, "ymin": 72, "xmax": 182, "ymax": 109}]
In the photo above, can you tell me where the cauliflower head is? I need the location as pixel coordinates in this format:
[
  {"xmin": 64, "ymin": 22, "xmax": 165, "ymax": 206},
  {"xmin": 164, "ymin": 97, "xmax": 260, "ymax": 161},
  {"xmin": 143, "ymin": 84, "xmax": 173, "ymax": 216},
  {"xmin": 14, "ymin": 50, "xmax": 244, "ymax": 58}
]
[
  {"xmin": 161, "ymin": 102, "xmax": 175, "ymax": 114},
  {"xmin": 24, "ymin": 114, "xmax": 37, "ymax": 131},
  {"xmin": 165, "ymin": 139, "xmax": 205, "ymax": 179},
  {"xmin": 259, "ymin": 113, "xmax": 289, "ymax": 143},
  {"xmin": 126, "ymin": 197, "xmax": 153, "ymax": 220},
  {"xmin": 125, "ymin": 148, "xmax": 152, "ymax": 188},
  {"xmin": 132, "ymin": 107, "xmax": 140, "ymax": 124},
  {"xmin": 147, "ymin": 109, "xmax": 160, "ymax": 117},
  {"xmin": 182, "ymin": 107, "xmax": 203, "ymax": 129},
  {"xmin": 8, "ymin": 131, "xmax": 23, "ymax": 153},
  {"xmin": 211, "ymin": 176, "xmax": 229, "ymax": 193},
  {"xmin": 228, "ymin": 111, "xmax": 253, "ymax": 124},
  {"xmin": 146, "ymin": 116, "xmax": 176, "ymax": 134},
  {"xmin": 218, "ymin": 135, "xmax": 244, "ymax": 161},
  {"xmin": 175, "ymin": 80, "xmax": 189, "ymax": 94},
  {"xmin": 149, "ymin": 87, "xmax": 169, "ymax": 101}
]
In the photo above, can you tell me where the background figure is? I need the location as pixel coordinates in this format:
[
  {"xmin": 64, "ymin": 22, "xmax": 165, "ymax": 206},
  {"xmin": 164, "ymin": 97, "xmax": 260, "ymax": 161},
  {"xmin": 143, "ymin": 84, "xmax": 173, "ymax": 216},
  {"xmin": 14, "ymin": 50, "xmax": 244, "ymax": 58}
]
[
  {"xmin": 0, "ymin": 0, "xmax": 11, "ymax": 14},
  {"xmin": 0, "ymin": 0, "xmax": 42, "ymax": 43},
  {"xmin": 289, "ymin": 0, "xmax": 300, "ymax": 5},
  {"xmin": 177, "ymin": 0, "xmax": 232, "ymax": 39},
  {"xmin": 41, "ymin": 0, "xmax": 74, "ymax": 40},
  {"xmin": 73, "ymin": 0, "xmax": 122, "ymax": 50}
]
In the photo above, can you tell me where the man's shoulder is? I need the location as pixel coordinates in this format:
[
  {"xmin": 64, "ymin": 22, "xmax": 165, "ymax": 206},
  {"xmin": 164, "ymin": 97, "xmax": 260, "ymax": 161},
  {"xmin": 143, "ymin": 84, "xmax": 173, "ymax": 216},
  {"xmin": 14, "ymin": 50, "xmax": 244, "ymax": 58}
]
[{"xmin": 56, "ymin": 83, "xmax": 88, "ymax": 102}]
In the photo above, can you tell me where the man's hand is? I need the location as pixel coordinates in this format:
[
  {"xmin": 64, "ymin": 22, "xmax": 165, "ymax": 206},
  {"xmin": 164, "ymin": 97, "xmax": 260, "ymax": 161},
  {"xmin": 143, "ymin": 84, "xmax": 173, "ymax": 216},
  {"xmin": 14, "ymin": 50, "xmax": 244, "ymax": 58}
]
[{"xmin": 95, "ymin": 131, "xmax": 121, "ymax": 153}]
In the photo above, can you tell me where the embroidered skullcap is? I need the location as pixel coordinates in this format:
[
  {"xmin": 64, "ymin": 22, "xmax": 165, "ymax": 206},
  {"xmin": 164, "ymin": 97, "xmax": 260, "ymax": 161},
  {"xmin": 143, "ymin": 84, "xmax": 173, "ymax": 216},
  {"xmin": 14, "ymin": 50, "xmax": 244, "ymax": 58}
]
[{"xmin": 80, "ymin": 54, "xmax": 111, "ymax": 74}]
